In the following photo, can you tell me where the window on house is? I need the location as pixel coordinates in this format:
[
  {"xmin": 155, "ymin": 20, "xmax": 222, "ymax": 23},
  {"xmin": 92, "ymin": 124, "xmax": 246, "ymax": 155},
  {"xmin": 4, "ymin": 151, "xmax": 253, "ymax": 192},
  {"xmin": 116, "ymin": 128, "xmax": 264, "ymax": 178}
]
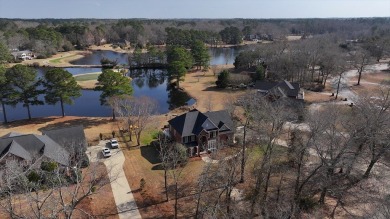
[{"xmin": 191, "ymin": 135, "xmax": 195, "ymax": 142}]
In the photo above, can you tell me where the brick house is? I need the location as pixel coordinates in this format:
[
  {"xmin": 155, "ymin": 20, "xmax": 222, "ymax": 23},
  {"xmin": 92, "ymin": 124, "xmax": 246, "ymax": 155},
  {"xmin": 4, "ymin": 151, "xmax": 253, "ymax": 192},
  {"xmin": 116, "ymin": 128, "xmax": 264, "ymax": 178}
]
[{"xmin": 167, "ymin": 109, "xmax": 234, "ymax": 157}]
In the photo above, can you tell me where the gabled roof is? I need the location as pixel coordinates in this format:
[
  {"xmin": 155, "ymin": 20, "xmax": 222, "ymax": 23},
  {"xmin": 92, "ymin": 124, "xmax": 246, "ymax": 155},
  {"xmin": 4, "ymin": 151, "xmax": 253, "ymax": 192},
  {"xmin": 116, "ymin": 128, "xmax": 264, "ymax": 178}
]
[
  {"xmin": 168, "ymin": 109, "xmax": 233, "ymax": 137},
  {"xmin": 1, "ymin": 132, "xmax": 23, "ymax": 138},
  {"xmin": 35, "ymin": 135, "xmax": 69, "ymax": 166},
  {"xmin": 254, "ymin": 80, "xmax": 300, "ymax": 97},
  {"xmin": 42, "ymin": 125, "xmax": 87, "ymax": 153},
  {"xmin": 8, "ymin": 140, "xmax": 32, "ymax": 161},
  {"xmin": 204, "ymin": 110, "xmax": 234, "ymax": 132},
  {"xmin": 0, "ymin": 134, "xmax": 69, "ymax": 165}
]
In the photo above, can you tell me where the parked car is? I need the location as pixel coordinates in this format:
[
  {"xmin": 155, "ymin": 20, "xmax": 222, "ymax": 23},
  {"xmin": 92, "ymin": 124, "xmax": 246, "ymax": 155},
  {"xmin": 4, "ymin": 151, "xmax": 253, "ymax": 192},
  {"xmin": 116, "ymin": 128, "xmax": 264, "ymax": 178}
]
[
  {"xmin": 102, "ymin": 148, "xmax": 111, "ymax": 158},
  {"xmin": 110, "ymin": 139, "xmax": 119, "ymax": 148}
]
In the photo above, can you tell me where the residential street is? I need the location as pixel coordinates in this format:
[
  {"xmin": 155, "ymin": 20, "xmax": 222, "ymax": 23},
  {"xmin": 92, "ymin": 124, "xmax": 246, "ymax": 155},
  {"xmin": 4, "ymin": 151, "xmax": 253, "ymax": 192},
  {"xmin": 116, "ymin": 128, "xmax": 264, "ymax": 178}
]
[{"xmin": 87, "ymin": 141, "xmax": 142, "ymax": 219}]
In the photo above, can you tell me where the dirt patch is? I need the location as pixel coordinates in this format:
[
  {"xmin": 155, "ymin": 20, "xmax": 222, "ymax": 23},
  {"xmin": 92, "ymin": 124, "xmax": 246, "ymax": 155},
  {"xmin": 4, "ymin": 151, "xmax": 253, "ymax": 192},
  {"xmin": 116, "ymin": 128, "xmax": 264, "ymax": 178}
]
[
  {"xmin": 286, "ymin": 35, "xmax": 302, "ymax": 41},
  {"xmin": 350, "ymin": 72, "xmax": 390, "ymax": 84},
  {"xmin": 122, "ymin": 145, "xmax": 205, "ymax": 218},
  {"xmin": 304, "ymin": 91, "xmax": 335, "ymax": 103},
  {"xmin": 181, "ymin": 66, "xmax": 246, "ymax": 112},
  {"xmin": 20, "ymin": 51, "xmax": 91, "ymax": 67},
  {"xmin": 78, "ymin": 80, "xmax": 98, "ymax": 89},
  {"xmin": 0, "ymin": 116, "xmax": 118, "ymax": 143}
]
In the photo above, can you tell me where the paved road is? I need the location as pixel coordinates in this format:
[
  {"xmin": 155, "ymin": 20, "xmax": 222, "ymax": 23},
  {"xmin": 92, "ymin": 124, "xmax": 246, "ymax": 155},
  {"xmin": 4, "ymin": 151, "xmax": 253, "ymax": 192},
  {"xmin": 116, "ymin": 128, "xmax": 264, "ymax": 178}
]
[{"xmin": 87, "ymin": 141, "xmax": 142, "ymax": 219}]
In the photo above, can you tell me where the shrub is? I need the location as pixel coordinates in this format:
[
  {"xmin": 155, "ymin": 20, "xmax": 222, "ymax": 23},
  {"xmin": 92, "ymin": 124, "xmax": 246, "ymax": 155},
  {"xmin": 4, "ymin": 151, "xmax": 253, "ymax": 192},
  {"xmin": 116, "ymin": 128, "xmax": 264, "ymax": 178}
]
[
  {"xmin": 41, "ymin": 161, "xmax": 58, "ymax": 172},
  {"xmin": 37, "ymin": 54, "xmax": 47, "ymax": 59},
  {"xmin": 228, "ymin": 74, "xmax": 251, "ymax": 86},
  {"xmin": 79, "ymin": 153, "xmax": 90, "ymax": 168},
  {"xmin": 32, "ymin": 62, "xmax": 40, "ymax": 68},
  {"xmin": 299, "ymin": 197, "xmax": 317, "ymax": 211},
  {"xmin": 216, "ymin": 70, "xmax": 230, "ymax": 88},
  {"xmin": 140, "ymin": 178, "xmax": 146, "ymax": 191},
  {"xmin": 254, "ymin": 65, "xmax": 265, "ymax": 81},
  {"xmin": 28, "ymin": 171, "xmax": 40, "ymax": 182}
]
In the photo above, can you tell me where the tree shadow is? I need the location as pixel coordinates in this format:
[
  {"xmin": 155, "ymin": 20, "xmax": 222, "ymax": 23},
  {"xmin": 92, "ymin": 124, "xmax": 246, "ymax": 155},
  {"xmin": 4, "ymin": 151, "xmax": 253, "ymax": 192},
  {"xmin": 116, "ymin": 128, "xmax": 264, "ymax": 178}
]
[
  {"xmin": 38, "ymin": 117, "xmax": 112, "ymax": 132},
  {"xmin": 1, "ymin": 117, "xmax": 58, "ymax": 129},
  {"xmin": 152, "ymin": 164, "xmax": 165, "ymax": 170},
  {"xmin": 202, "ymin": 86, "xmax": 221, "ymax": 91},
  {"xmin": 140, "ymin": 145, "xmax": 161, "ymax": 165}
]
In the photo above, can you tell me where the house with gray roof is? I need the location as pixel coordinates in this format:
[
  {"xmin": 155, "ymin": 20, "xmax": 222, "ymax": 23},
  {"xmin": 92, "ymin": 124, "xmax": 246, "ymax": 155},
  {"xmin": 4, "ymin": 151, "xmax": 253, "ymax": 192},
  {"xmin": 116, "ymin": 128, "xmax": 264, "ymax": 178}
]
[
  {"xmin": 168, "ymin": 109, "xmax": 234, "ymax": 157},
  {"xmin": 0, "ymin": 126, "xmax": 87, "ymax": 167},
  {"xmin": 254, "ymin": 80, "xmax": 304, "ymax": 101}
]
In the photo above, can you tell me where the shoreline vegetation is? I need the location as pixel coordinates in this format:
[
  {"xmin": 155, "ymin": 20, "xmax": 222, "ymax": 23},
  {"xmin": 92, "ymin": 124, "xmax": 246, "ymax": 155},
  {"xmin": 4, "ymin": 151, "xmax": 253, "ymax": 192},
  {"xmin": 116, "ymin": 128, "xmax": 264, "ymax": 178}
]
[{"xmin": 19, "ymin": 42, "xmax": 256, "ymax": 68}]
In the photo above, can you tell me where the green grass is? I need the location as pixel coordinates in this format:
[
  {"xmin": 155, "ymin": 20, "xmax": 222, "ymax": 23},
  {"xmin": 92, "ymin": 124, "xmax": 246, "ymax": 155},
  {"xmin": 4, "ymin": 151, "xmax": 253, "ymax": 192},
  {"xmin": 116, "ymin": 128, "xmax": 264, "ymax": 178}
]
[
  {"xmin": 246, "ymin": 144, "xmax": 288, "ymax": 168},
  {"xmin": 49, "ymin": 54, "xmax": 78, "ymax": 64},
  {"xmin": 141, "ymin": 129, "xmax": 160, "ymax": 146},
  {"xmin": 74, "ymin": 73, "xmax": 100, "ymax": 81}
]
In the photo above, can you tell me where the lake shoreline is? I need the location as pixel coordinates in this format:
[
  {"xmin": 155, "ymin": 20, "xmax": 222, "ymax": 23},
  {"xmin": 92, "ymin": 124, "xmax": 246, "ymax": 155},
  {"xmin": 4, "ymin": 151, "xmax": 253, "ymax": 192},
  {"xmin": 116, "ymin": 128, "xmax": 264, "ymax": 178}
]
[{"xmin": 17, "ymin": 42, "xmax": 246, "ymax": 68}]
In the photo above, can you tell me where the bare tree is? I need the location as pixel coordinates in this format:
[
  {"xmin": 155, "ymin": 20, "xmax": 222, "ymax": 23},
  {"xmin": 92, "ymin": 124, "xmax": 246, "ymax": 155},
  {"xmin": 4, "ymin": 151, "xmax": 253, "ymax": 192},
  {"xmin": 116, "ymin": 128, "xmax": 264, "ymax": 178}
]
[
  {"xmin": 350, "ymin": 49, "xmax": 371, "ymax": 85},
  {"xmin": 0, "ymin": 146, "xmax": 119, "ymax": 219},
  {"xmin": 131, "ymin": 96, "xmax": 157, "ymax": 146},
  {"xmin": 110, "ymin": 95, "xmax": 157, "ymax": 145},
  {"xmin": 244, "ymin": 93, "xmax": 296, "ymax": 217},
  {"xmin": 160, "ymin": 142, "xmax": 188, "ymax": 219}
]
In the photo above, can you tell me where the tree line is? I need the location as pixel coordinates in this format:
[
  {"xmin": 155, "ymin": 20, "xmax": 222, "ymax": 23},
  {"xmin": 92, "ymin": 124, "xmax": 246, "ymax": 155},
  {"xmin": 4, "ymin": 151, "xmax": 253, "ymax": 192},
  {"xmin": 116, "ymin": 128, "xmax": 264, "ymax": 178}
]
[
  {"xmin": 2, "ymin": 18, "xmax": 389, "ymax": 61},
  {"xmin": 233, "ymin": 32, "xmax": 390, "ymax": 90},
  {"xmin": 0, "ymin": 65, "xmax": 81, "ymax": 122},
  {"xmin": 0, "ymin": 63, "xmax": 134, "ymax": 123}
]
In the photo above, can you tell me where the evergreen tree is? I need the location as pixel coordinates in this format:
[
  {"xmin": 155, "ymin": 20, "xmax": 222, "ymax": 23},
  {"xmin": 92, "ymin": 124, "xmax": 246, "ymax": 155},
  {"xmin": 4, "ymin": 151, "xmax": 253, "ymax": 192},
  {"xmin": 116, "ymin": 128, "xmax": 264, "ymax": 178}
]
[
  {"xmin": 43, "ymin": 68, "xmax": 82, "ymax": 117},
  {"xmin": 167, "ymin": 46, "xmax": 193, "ymax": 87},
  {"xmin": 0, "ymin": 65, "xmax": 10, "ymax": 123},
  {"xmin": 191, "ymin": 40, "xmax": 210, "ymax": 70},
  {"xmin": 6, "ymin": 65, "xmax": 43, "ymax": 120},
  {"xmin": 95, "ymin": 69, "xmax": 133, "ymax": 120},
  {"xmin": 216, "ymin": 70, "xmax": 230, "ymax": 88}
]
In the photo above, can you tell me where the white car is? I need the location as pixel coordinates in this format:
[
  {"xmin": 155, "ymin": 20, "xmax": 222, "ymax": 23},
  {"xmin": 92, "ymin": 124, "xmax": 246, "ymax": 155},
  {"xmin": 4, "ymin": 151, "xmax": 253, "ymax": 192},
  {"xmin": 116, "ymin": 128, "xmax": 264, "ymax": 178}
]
[
  {"xmin": 110, "ymin": 139, "xmax": 119, "ymax": 148},
  {"xmin": 102, "ymin": 148, "xmax": 111, "ymax": 158}
]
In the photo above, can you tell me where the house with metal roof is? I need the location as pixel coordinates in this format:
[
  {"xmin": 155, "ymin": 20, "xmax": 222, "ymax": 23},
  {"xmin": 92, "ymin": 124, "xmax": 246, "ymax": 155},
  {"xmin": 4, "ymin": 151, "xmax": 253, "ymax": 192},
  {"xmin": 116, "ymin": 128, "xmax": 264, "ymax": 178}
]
[
  {"xmin": 167, "ymin": 109, "xmax": 234, "ymax": 157},
  {"xmin": 0, "ymin": 126, "xmax": 87, "ymax": 167}
]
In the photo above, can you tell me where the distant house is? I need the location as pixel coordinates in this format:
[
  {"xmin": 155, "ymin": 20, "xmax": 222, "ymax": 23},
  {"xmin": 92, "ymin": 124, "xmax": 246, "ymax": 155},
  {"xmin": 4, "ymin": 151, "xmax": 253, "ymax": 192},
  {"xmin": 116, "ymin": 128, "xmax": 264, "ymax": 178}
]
[
  {"xmin": 254, "ymin": 80, "xmax": 304, "ymax": 100},
  {"xmin": 167, "ymin": 109, "xmax": 234, "ymax": 157},
  {"xmin": 11, "ymin": 50, "xmax": 35, "ymax": 61},
  {"xmin": 0, "ymin": 126, "xmax": 87, "ymax": 167}
]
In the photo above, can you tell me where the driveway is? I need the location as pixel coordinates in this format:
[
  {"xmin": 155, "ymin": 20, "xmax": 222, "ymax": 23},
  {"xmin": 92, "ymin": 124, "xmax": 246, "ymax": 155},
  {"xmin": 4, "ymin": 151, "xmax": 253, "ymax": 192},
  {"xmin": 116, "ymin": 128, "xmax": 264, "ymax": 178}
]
[{"xmin": 87, "ymin": 141, "xmax": 142, "ymax": 219}]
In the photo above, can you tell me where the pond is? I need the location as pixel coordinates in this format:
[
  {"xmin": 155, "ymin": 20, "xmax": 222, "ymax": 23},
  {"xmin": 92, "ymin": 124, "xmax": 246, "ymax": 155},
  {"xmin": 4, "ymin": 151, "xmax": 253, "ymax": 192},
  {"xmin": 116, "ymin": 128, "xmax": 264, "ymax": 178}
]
[
  {"xmin": 70, "ymin": 47, "xmax": 243, "ymax": 66},
  {"xmin": 70, "ymin": 50, "xmax": 129, "ymax": 65},
  {"xmin": 0, "ymin": 68, "xmax": 194, "ymax": 122}
]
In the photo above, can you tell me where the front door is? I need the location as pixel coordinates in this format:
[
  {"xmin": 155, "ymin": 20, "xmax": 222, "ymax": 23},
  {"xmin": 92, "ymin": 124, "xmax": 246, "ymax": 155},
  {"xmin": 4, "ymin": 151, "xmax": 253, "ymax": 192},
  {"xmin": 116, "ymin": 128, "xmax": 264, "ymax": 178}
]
[{"xmin": 208, "ymin": 139, "xmax": 217, "ymax": 153}]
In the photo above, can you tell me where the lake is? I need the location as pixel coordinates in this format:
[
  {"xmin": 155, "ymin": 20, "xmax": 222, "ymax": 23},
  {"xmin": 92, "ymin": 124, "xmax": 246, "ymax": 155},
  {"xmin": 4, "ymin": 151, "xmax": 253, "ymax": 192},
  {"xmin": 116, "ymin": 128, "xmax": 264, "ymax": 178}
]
[
  {"xmin": 0, "ymin": 68, "xmax": 194, "ymax": 122},
  {"xmin": 70, "ymin": 47, "xmax": 243, "ymax": 66},
  {"xmin": 1, "ymin": 47, "xmax": 244, "ymax": 122}
]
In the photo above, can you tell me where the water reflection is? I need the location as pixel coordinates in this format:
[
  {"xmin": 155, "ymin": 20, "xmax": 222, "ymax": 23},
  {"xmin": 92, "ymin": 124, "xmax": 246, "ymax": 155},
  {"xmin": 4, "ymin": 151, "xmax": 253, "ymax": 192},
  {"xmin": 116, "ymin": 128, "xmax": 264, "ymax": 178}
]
[{"xmin": 69, "ymin": 48, "xmax": 241, "ymax": 66}]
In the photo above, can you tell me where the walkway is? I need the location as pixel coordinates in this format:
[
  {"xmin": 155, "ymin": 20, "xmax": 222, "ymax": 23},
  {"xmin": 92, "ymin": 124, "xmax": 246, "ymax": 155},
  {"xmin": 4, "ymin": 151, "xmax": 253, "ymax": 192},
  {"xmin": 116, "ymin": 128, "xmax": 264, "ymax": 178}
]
[{"xmin": 87, "ymin": 141, "xmax": 142, "ymax": 219}]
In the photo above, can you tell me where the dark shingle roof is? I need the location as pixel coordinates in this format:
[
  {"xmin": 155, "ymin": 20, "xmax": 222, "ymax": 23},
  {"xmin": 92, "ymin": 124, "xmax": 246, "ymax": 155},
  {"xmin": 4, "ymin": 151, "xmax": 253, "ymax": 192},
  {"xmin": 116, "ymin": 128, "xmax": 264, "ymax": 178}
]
[
  {"xmin": 0, "ymin": 134, "xmax": 69, "ymax": 165},
  {"xmin": 204, "ymin": 110, "xmax": 234, "ymax": 132},
  {"xmin": 1, "ymin": 132, "xmax": 23, "ymax": 138},
  {"xmin": 254, "ymin": 80, "xmax": 300, "ymax": 98},
  {"xmin": 8, "ymin": 140, "xmax": 32, "ymax": 161},
  {"xmin": 35, "ymin": 135, "xmax": 69, "ymax": 166},
  {"xmin": 168, "ymin": 109, "xmax": 233, "ymax": 137},
  {"xmin": 42, "ymin": 125, "xmax": 87, "ymax": 153}
]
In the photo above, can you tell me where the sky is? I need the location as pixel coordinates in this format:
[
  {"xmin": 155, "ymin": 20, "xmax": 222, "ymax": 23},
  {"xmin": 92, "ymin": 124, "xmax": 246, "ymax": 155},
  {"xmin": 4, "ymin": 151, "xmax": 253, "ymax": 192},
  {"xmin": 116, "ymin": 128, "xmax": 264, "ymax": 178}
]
[{"xmin": 0, "ymin": 0, "xmax": 389, "ymax": 19}]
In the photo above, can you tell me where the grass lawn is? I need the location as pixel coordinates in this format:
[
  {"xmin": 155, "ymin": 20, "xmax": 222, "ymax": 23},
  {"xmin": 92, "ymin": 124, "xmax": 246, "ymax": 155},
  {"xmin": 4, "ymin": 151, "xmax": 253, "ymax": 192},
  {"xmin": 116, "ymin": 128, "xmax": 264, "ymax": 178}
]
[
  {"xmin": 49, "ymin": 54, "xmax": 78, "ymax": 64},
  {"xmin": 74, "ymin": 73, "xmax": 101, "ymax": 81}
]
